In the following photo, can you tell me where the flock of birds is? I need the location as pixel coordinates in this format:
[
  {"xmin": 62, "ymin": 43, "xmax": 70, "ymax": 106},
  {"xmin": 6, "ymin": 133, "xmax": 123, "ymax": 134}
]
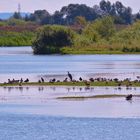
[{"xmin": 4, "ymin": 72, "xmax": 135, "ymax": 101}]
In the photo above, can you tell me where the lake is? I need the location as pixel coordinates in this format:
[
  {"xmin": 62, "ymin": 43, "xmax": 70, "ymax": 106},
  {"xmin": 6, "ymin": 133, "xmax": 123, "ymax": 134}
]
[
  {"xmin": 0, "ymin": 85, "xmax": 140, "ymax": 140},
  {"xmin": 1, "ymin": 47, "xmax": 140, "ymax": 82},
  {"xmin": 0, "ymin": 47, "xmax": 140, "ymax": 140}
]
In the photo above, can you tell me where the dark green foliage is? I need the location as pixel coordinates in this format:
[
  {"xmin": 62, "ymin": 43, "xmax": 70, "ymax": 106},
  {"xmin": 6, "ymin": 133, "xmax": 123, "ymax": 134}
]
[
  {"xmin": 122, "ymin": 47, "xmax": 140, "ymax": 52},
  {"xmin": 28, "ymin": 10, "xmax": 50, "ymax": 24},
  {"xmin": 25, "ymin": 0, "xmax": 136, "ymax": 25},
  {"xmin": 12, "ymin": 12, "xmax": 22, "ymax": 20},
  {"xmin": 32, "ymin": 25, "xmax": 75, "ymax": 54}
]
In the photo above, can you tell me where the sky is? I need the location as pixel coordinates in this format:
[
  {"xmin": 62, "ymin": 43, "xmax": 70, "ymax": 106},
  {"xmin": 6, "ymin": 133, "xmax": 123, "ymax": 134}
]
[{"xmin": 0, "ymin": 0, "xmax": 139, "ymax": 13}]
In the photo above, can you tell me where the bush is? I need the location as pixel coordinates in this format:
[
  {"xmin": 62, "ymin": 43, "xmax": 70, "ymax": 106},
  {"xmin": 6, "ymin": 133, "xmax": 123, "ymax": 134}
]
[{"xmin": 32, "ymin": 25, "xmax": 75, "ymax": 54}]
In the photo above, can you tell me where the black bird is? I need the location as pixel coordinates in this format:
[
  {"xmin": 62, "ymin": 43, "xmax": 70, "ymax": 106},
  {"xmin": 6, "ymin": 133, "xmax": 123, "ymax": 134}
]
[
  {"xmin": 24, "ymin": 78, "xmax": 29, "ymax": 83},
  {"xmin": 41, "ymin": 77, "xmax": 44, "ymax": 82},
  {"xmin": 68, "ymin": 72, "xmax": 72, "ymax": 81},
  {"xmin": 89, "ymin": 78, "xmax": 94, "ymax": 82},
  {"xmin": 64, "ymin": 78, "xmax": 68, "ymax": 82},
  {"xmin": 20, "ymin": 78, "xmax": 23, "ymax": 83},
  {"xmin": 49, "ymin": 78, "xmax": 56, "ymax": 83},
  {"xmin": 137, "ymin": 76, "xmax": 140, "ymax": 79},
  {"xmin": 52, "ymin": 78, "xmax": 56, "ymax": 82},
  {"xmin": 79, "ymin": 77, "xmax": 83, "ymax": 81},
  {"xmin": 126, "ymin": 94, "xmax": 133, "ymax": 101}
]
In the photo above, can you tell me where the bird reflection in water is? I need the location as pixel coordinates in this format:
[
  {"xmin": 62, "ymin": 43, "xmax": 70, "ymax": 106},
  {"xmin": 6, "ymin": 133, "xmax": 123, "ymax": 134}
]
[
  {"xmin": 38, "ymin": 87, "xmax": 44, "ymax": 91},
  {"xmin": 79, "ymin": 87, "xmax": 82, "ymax": 91}
]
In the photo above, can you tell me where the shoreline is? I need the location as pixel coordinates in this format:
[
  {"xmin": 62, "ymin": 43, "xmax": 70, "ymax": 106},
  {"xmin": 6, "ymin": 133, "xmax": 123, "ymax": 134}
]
[
  {"xmin": 1, "ymin": 81, "xmax": 140, "ymax": 87},
  {"xmin": 1, "ymin": 46, "xmax": 140, "ymax": 55}
]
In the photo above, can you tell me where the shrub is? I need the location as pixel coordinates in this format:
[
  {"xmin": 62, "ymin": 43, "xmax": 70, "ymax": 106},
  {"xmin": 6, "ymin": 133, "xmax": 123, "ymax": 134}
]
[{"xmin": 32, "ymin": 25, "xmax": 75, "ymax": 54}]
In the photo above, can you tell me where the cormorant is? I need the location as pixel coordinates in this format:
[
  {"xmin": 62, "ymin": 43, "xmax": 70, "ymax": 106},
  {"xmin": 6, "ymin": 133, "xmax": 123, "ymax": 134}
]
[
  {"xmin": 52, "ymin": 78, "xmax": 56, "ymax": 82},
  {"xmin": 126, "ymin": 94, "xmax": 133, "ymax": 101},
  {"xmin": 24, "ymin": 78, "xmax": 29, "ymax": 83},
  {"xmin": 79, "ymin": 77, "xmax": 82, "ymax": 81}
]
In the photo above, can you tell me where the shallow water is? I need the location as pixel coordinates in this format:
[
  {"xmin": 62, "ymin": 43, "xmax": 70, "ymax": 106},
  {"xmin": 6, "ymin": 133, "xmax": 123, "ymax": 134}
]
[
  {"xmin": 1, "ymin": 47, "xmax": 140, "ymax": 82},
  {"xmin": 0, "ymin": 86, "xmax": 140, "ymax": 118}
]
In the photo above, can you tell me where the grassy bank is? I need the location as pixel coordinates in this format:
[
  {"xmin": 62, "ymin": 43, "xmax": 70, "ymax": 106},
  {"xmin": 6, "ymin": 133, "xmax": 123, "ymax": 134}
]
[
  {"xmin": 1, "ymin": 81, "xmax": 140, "ymax": 87},
  {"xmin": 61, "ymin": 46, "xmax": 140, "ymax": 54}
]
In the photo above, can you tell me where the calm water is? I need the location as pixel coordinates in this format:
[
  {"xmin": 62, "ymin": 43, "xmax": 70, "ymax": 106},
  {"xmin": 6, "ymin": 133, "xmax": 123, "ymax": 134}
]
[
  {"xmin": 1, "ymin": 47, "xmax": 140, "ymax": 139},
  {"xmin": 1, "ymin": 47, "xmax": 140, "ymax": 82},
  {"xmin": 0, "ymin": 114, "xmax": 139, "ymax": 140}
]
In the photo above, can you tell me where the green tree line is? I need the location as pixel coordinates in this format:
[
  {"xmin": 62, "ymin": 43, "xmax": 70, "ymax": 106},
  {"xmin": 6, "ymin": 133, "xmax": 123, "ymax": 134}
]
[
  {"xmin": 15, "ymin": 0, "xmax": 140, "ymax": 25},
  {"xmin": 32, "ymin": 16, "xmax": 140, "ymax": 54}
]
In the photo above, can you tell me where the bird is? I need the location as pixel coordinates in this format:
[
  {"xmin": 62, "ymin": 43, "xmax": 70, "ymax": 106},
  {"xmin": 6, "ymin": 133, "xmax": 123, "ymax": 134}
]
[
  {"xmin": 68, "ymin": 72, "xmax": 73, "ymax": 81},
  {"xmin": 49, "ymin": 78, "xmax": 56, "ymax": 83},
  {"xmin": 79, "ymin": 77, "xmax": 83, "ymax": 81},
  {"xmin": 20, "ymin": 78, "xmax": 23, "ymax": 83},
  {"xmin": 24, "ymin": 78, "xmax": 29, "ymax": 83},
  {"xmin": 64, "ymin": 78, "xmax": 68, "ymax": 82},
  {"xmin": 137, "ymin": 76, "xmax": 140, "ymax": 79},
  {"xmin": 41, "ymin": 77, "xmax": 44, "ymax": 82},
  {"xmin": 52, "ymin": 78, "xmax": 56, "ymax": 82},
  {"xmin": 89, "ymin": 78, "xmax": 94, "ymax": 82},
  {"xmin": 126, "ymin": 94, "xmax": 133, "ymax": 101}
]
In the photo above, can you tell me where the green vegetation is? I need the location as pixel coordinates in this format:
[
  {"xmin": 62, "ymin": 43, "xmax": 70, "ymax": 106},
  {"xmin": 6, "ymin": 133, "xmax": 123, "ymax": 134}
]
[
  {"xmin": 0, "ymin": 31, "xmax": 35, "ymax": 46},
  {"xmin": 1, "ymin": 0, "xmax": 140, "ymax": 53},
  {"xmin": 1, "ymin": 80, "xmax": 140, "ymax": 87},
  {"xmin": 0, "ymin": 19, "xmax": 38, "ymax": 46},
  {"xmin": 32, "ymin": 25, "xmax": 75, "ymax": 54},
  {"xmin": 25, "ymin": 0, "xmax": 135, "ymax": 25},
  {"xmin": 1, "ymin": 16, "xmax": 140, "ymax": 54},
  {"xmin": 32, "ymin": 16, "xmax": 140, "ymax": 54}
]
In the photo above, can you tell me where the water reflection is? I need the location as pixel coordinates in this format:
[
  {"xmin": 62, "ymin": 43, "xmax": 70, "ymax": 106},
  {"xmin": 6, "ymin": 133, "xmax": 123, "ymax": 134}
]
[{"xmin": 1, "ymin": 86, "xmax": 140, "ymax": 96}]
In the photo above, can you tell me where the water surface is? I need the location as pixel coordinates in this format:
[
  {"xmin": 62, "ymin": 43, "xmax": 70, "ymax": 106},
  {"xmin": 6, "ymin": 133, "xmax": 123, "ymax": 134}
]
[
  {"xmin": 0, "ymin": 86, "xmax": 140, "ymax": 118},
  {"xmin": 1, "ymin": 47, "xmax": 140, "ymax": 140},
  {"xmin": 1, "ymin": 47, "xmax": 140, "ymax": 82},
  {"xmin": 0, "ymin": 114, "xmax": 139, "ymax": 140}
]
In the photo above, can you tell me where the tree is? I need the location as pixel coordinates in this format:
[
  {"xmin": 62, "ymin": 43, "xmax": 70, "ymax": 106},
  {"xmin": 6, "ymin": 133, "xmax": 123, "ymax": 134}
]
[
  {"xmin": 92, "ymin": 16, "xmax": 116, "ymax": 39},
  {"xmin": 100, "ymin": 0, "xmax": 112, "ymax": 14},
  {"xmin": 32, "ymin": 25, "xmax": 75, "ymax": 54},
  {"xmin": 114, "ymin": 1, "xmax": 132, "ymax": 24},
  {"xmin": 29, "ymin": 10, "xmax": 50, "ymax": 24},
  {"xmin": 13, "ymin": 12, "xmax": 22, "ymax": 19},
  {"xmin": 59, "ymin": 4, "xmax": 98, "ymax": 25}
]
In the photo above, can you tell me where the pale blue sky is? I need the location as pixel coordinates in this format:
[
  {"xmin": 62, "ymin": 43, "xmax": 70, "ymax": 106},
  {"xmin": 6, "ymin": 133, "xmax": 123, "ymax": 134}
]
[{"xmin": 0, "ymin": 0, "xmax": 139, "ymax": 13}]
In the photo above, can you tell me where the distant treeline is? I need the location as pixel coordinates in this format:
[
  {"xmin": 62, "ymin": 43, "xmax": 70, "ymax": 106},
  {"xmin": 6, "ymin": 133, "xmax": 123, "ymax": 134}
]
[{"xmin": 12, "ymin": 0, "xmax": 140, "ymax": 25}]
